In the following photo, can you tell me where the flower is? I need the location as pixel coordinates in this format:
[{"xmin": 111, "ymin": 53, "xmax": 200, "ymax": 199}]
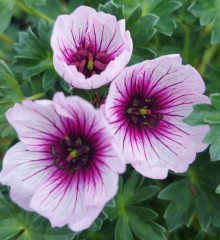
[
  {"xmin": 0, "ymin": 93, "xmax": 125, "ymax": 231},
  {"xmin": 51, "ymin": 6, "xmax": 132, "ymax": 90},
  {"xmin": 103, "ymin": 54, "xmax": 210, "ymax": 179}
]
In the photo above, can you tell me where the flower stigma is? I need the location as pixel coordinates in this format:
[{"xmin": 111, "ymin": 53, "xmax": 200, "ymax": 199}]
[
  {"xmin": 50, "ymin": 136, "xmax": 91, "ymax": 172},
  {"xmin": 127, "ymin": 96, "xmax": 163, "ymax": 128},
  {"xmin": 69, "ymin": 44, "xmax": 110, "ymax": 78}
]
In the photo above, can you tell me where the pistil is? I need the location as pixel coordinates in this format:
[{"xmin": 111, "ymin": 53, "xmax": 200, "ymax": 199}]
[
  {"xmin": 127, "ymin": 96, "xmax": 163, "ymax": 128},
  {"xmin": 68, "ymin": 44, "xmax": 110, "ymax": 78},
  {"xmin": 50, "ymin": 136, "xmax": 91, "ymax": 172}
]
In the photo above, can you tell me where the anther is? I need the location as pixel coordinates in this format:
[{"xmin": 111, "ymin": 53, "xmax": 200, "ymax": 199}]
[
  {"xmin": 64, "ymin": 136, "xmax": 71, "ymax": 146},
  {"xmin": 79, "ymin": 60, "xmax": 86, "ymax": 73},
  {"xmin": 50, "ymin": 144, "xmax": 56, "ymax": 157},
  {"xmin": 96, "ymin": 51, "xmax": 108, "ymax": 60},
  {"xmin": 94, "ymin": 60, "xmax": 107, "ymax": 71}
]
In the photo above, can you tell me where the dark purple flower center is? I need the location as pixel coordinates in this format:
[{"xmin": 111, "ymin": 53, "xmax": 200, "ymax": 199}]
[
  {"xmin": 50, "ymin": 136, "xmax": 91, "ymax": 173},
  {"xmin": 65, "ymin": 44, "xmax": 111, "ymax": 78},
  {"xmin": 127, "ymin": 96, "xmax": 163, "ymax": 128}
]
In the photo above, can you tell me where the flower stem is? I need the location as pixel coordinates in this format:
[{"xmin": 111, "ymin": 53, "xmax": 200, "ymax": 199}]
[
  {"xmin": 16, "ymin": 1, "xmax": 53, "ymax": 23},
  {"xmin": 27, "ymin": 92, "xmax": 45, "ymax": 100},
  {"xmin": 0, "ymin": 33, "xmax": 14, "ymax": 46},
  {"xmin": 182, "ymin": 23, "xmax": 190, "ymax": 61},
  {"xmin": 199, "ymin": 44, "xmax": 219, "ymax": 77}
]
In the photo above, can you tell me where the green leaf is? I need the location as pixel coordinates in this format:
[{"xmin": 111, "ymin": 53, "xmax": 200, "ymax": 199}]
[
  {"xmin": 151, "ymin": 0, "xmax": 182, "ymax": 36},
  {"xmin": 129, "ymin": 47, "xmax": 156, "ymax": 65},
  {"xmin": 132, "ymin": 14, "xmax": 159, "ymax": 46},
  {"xmin": 98, "ymin": 1, "xmax": 124, "ymax": 20},
  {"xmin": 13, "ymin": 21, "xmax": 53, "ymax": 80},
  {"xmin": 159, "ymin": 159, "xmax": 220, "ymax": 232},
  {"xmin": 184, "ymin": 103, "xmax": 220, "ymax": 125},
  {"xmin": 126, "ymin": 4, "xmax": 142, "ymax": 33},
  {"xmin": 0, "ymin": 60, "xmax": 24, "ymax": 137},
  {"xmin": 184, "ymin": 96, "xmax": 220, "ymax": 161},
  {"xmin": 152, "ymin": 0, "xmax": 182, "ymax": 16},
  {"xmin": 127, "ymin": 206, "xmax": 166, "ymax": 240},
  {"xmin": 125, "ymin": 186, "xmax": 160, "ymax": 205},
  {"xmin": 0, "ymin": 0, "xmax": 15, "ymax": 34},
  {"xmin": 123, "ymin": 171, "xmax": 160, "ymax": 206},
  {"xmin": 158, "ymin": 179, "xmax": 195, "ymax": 231},
  {"xmin": 210, "ymin": 93, "xmax": 220, "ymax": 110},
  {"xmin": 0, "ymin": 60, "xmax": 23, "ymax": 98},
  {"xmin": 115, "ymin": 214, "xmax": 133, "ymax": 240},
  {"xmin": 105, "ymin": 172, "xmax": 165, "ymax": 239},
  {"xmin": 88, "ymin": 212, "xmax": 107, "ymax": 232},
  {"xmin": 0, "ymin": 191, "xmax": 76, "ymax": 240},
  {"xmin": 188, "ymin": 0, "xmax": 220, "ymax": 44},
  {"xmin": 24, "ymin": 0, "xmax": 46, "ymax": 7},
  {"xmin": 43, "ymin": 69, "xmax": 58, "ymax": 91},
  {"xmin": 211, "ymin": 22, "xmax": 220, "ymax": 44},
  {"xmin": 204, "ymin": 125, "xmax": 220, "ymax": 161},
  {"xmin": 123, "ymin": 172, "xmax": 143, "ymax": 200}
]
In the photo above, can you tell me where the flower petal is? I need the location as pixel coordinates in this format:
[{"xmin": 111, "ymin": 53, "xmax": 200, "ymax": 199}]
[
  {"xmin": 0, "ymin": 142, "xmax": 54, "ymax": 210},
  {"xmin": 51, "ymin": 6, "xmax": 132, "ymax": 89},
  {"xmin": 69, "ymin": 206, "xmax": 102, "ymax": 232},
  {"xmin": 6, "ymin": 100, "xmax": 68, "ymax": 151},
  {"xmin": 30, "ymin": 172, "xmax": 84, "ymax": 228},
  {"xmin": 104, "ymin": 55, "xmax": 209, "ymax": 178},
  {"xmin": 51, "ymin": 6, "xmax": 96, "ymax": 57},
  {"xmin": 53, "ymin": 92, "xmax": 126, "ymax": 174}
]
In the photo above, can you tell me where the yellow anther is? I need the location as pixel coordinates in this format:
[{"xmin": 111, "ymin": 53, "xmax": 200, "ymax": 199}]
[
  {"xmin": 65, "ymin": 136, "xmax": 70, "ymax": 141},
  {"xmin": 64, "ymin": 135, "xmax": 71, "ymax": 146}
]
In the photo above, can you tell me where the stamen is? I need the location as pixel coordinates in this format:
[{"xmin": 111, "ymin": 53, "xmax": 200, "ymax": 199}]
[
  {"xmin": 70, "ymin": 62, "xmax": 80, "ymax": 67},
  {"xmin": 156, "ymin": 113, "xmax": 163, "ymax": 120},
  {"xmin": 87, "ymin": 44, "xmax": 93, "ymax": 52},
  {"xmin": 64, "ymin": 136, "xmax": 71, "ymax": 146},
  {"xmin": 127, "ymin": 96, "xmax": 163, "ymax": 128},
  {"xmin": 94, "ymin": 60, "xmax": 107, "ymax": 71},
  {"xmin": 75, "ymin": 49, "xmax": 87, "ymax": 57},
  {"xmin": 50, "ymin": 144, "xmax": 56, "ymax": 157},
  {"xmin": 72, "ymin": 137, "xmax": 82, "ymax": 148},
  {"xmin": 96, "ymin": 51, "xmax": 108, "ymax": 60},
  {"xmin": 79, "ymin": 60, "xmax": 86, "ymax": 73}
]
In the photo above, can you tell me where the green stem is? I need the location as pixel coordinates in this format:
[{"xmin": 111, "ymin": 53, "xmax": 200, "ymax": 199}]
[
  {"xmin": 27, "ymin": 92, "xmax": 45, "ymax": 100},
  {"xmin": 0, "ymin": 33, "xmax": 14, "ymax": 46},
  {"xmin": 16, "ymin": 1, "xmax": 53, "ymax": 23},
  {"xmin": 199, "ymin": 44, "xmax": 219, "ymax": 77},
  {"xmin": 182, "ymin": 23, "xmax": 190, "ymax": 61}
]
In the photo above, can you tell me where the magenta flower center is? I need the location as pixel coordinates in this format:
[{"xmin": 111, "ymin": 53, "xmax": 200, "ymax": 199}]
[
  {"xmin": 50, "ymin": 136, "xmax": 91, "ymax": 172},
  {"xmin": 127, "ymin": 96, "xmax": 163, "ymax": 128},
  {"xmin": 63, "ymin": 43, "xmax": 112, "ymax": 78}
]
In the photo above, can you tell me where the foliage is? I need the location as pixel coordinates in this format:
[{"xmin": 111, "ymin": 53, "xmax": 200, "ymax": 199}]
[
  {"xmin": 1, "ymin": 0, "xmax": 220, "ymax": 239},
  {"xmin": 0, "ymin": 189, "xmax": 76, "ymax": 240}
]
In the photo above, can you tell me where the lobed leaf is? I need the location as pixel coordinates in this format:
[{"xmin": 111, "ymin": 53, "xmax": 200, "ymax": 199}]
[
  {"xmin": 159, "ymin": 159, "xmax": 220, "ymax": 232},
  {"xmin": 98, "ymin": 1, "xmax": 124, "ymax": 20},
  {"xmin": 0, "ymin": 191, "xmax": 76, "ymax": 240},
  {"xmin": 188, "ymin": 0, "xmax": 220, "ymax": 44}
]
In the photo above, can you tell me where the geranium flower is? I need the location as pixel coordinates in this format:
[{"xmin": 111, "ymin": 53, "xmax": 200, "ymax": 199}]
[
  {"xmin": 103, "ymin": 55, "xmax": 210, "ymax": 179},
  {"xmin": 0, "ymin": 93, "xmax": 125, "ymax": 231},
  {"xmin": 51, "ymin": 6, "xmax": 132, "ymax": 89}
]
